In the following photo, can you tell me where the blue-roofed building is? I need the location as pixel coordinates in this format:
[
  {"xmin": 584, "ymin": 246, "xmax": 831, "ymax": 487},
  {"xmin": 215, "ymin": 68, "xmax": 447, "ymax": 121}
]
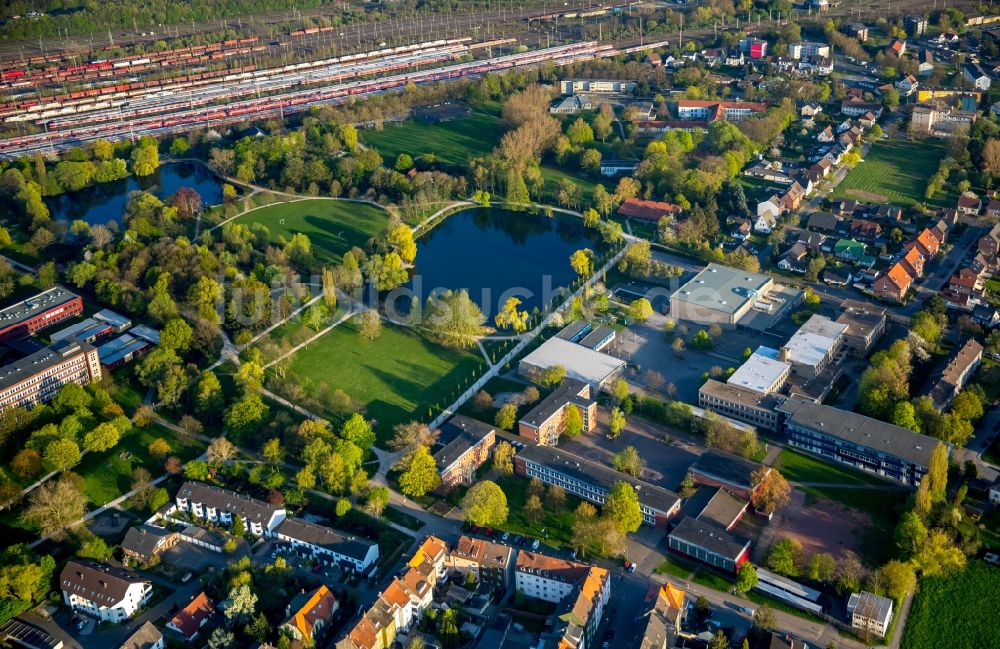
[
  {"xmin": 97, "ymin": 334, "xmax": 154, "ymax": 369},
  {"xmin": 130, "ymin": 325, "xmax": 160, "ymax": 345},
  {"xmin": 50, "ymin": 318, "xmax": 115, "ymax": 344},
  {"xmin": 93, "ymin": 309, "xmax": 132, "ymax": 333}
]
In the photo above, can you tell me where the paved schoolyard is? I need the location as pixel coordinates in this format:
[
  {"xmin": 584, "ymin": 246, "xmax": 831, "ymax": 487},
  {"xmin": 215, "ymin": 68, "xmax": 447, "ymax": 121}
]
[
  {"xmin": 752, "ymin": 489, "xmax": 868, "ymax": 565},
  {"xmin": 605, "ymin": 316, "xmax": 781, "ymax": 404}
]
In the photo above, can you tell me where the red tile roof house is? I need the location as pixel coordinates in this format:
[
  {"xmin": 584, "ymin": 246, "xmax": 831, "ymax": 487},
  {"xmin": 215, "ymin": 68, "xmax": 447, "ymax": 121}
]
[
  {"xmin": 873, "ymin": 263, "xmax": 913, "ymax": 302},
  {"xmin": 957, "ymin": 194, "xmax": 982, "ymax": 216},
  {"xmin": 907, "ymin": 228, "xmax": 941, "ymax": 258},
  {"xmin": 949, "ymin": 267, "xmax": 985, "ymax": 297},
  {"xmin": 281, "ymin": 585, "xmax": 338, "ymax": 646},
  {"xmin": 617, "ymin": 197, "xmax": 684, "ymax": 222},
  {"xmin": 167, "ymin": 592, "xmax": 214, "ymax": 642},
  {"xmin": 850, "ymin": 219, "xmax": 882, "ymax": 243},
  {"xmin": 900, "ymin": 247, "xmax": 926, "ymax": 278}
]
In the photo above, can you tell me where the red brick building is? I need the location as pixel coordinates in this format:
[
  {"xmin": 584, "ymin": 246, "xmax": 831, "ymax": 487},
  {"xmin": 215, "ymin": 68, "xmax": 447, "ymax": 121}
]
[{"xmin": 0, "ymin": 287, "xmax": 83, "ymax": 341}]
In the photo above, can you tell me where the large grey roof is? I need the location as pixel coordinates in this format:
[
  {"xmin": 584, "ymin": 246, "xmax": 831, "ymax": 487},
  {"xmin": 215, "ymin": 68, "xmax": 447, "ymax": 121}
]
[
  {"xmin": 121, "ymin": 524, "xmax": 176, "ymax": 557},
  {"xmin": 0, "ymin": 287, "xmax": 78, "ymax": 330},
  {"xmin": 776, "ymin": 398, "xmax": 940, "ymax": 467},
  {"xmin": 177, "ymin": 481, "xmax": 283, "ymax": 524},
  {"xmin": 669, "ymin": 263, "xmax": 772, "ymax": 315},
  {"xmin": 60, "ymin": 559, "xmax": 148, "ymax": 608},
  {"xmin": 433, "ymin": 415, "xmax": 495, "ymax": 472},
  {"xmin": 516, "ymin": 443, "xmax": 680, "ymax": 515},
  {"xmin": 689, "ymin": 450, "xmax": 763, "ymax": 490},
  {"xmin": 520, "ymin": 378, "xmax": 592, "ymax": 429},
  {"xmin": 0, "ymin": 338, "xmax": 94, "ymax": 393},
  {"xmin": 118, "ymin": 621, "xmax": 163, "ymax": 649},
  {"xmin": 275, "ymin": 517, "xmax": 376, "ymax": 562},
  {"xmin": 519, "ymin": 337, "xmax": 624, "ymax": 387},
  {"xmin": 668, "ymin": 516, "xmax": 750, "ymax": 560}
]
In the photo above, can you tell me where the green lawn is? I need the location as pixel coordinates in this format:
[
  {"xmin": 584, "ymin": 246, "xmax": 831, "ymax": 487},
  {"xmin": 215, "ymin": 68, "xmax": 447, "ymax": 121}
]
[
  {"xmin": 538, "ymin": 165, "xmax": 600, "ymax": 206},
  {"xmin": 490, "ymin": 474, "xmax": 582, "ymax": 550},
  {"xmin": 278, "ymin": 320, "xmax": 486, "ymax": 445},
  {"xmin": 361, "ymin": 109, "xmax": 503, "ymax": 167},
  {"xmin": 774, "ymin": 448, "xmax": 890, "ymax": 486},
  {"xmin": 232, "ymin": 199, "xmax": 392, "ymax": 268},
  {"xmin": 831, "ymin": 138, "xmax": 951, "ymax": 207},
  {"xmin": 77, "ymin": 423, "xmax": 205, "ymax": 506},
  {"xmin": 901, "ymin": 560, "xmax": 1000, "ymax": 649}
]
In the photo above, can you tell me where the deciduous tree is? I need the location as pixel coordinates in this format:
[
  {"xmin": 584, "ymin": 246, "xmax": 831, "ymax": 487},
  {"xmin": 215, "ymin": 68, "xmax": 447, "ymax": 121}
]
[
  {"xmin": 462, "ymin": 480, "xmax": 508, "ymax": 526},
  {"xmin": 603, "ymin": 481, "xmax": 642, "ymax": 533},
  {"xmin": 399, "ymin": 445, "xmax": 440, "ymax": 497},
  {"xmin": 613, "ymin": 446, "xmax": 644, "ymax": 477},
  {"xmin": 21, "ymin": 475, "xmax": 87, "ymax": 540}
]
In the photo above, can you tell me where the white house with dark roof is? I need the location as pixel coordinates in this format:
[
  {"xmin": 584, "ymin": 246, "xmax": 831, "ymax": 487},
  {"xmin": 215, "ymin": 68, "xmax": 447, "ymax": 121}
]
[
  {"xmin": 60, "ymin": 560, "xmax": 152, "ymax": 623},
  {"xmin": 848, "ymin": 591, "xmax": 893, "ymax": 637},
  {"xmin": 275, "ymin": 517, "xmax": 379, "ymax": 573},
  {"xmin": 175, "ymin": 481, "xmax": 286, "ymax": 537}
]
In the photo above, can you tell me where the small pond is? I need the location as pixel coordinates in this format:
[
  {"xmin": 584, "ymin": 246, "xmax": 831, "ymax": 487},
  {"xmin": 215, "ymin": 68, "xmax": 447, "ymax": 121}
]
[{"xmin": 45, "ymin": 161, "xmax": 224, "ymax": 226}]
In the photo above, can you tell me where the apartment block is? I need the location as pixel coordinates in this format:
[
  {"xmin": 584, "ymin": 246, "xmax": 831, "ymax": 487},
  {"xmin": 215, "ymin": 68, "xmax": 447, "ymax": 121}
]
[
  {"xmin": 175, "ymin": 481, "xmax": 287, "ymax": 537},
  {"xmin": 275, "ymin": 517, "xmax": 379, "ymax": 573},
  {"xmin": 518, "ymin": 378, "xmax": 597, "ymax": 446},
  {"xmin": 60, "ymin": 560, "xmax": 152, "ymax": 624},
  {"xmin": 433, "ymin": 415, "xmax": 496, "ymax": 486}
]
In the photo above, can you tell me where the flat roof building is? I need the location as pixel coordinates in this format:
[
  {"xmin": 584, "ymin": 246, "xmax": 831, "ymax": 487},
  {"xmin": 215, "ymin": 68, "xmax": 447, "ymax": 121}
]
[
  {"xmin": 93, "ymin": 309, "xmax": 132, "ymax": 333},
  {"xmin": 669, "ymin": 263, "xmax": 775, "ymax": 327},
  {"xmin": 779, "ymin": 315, "xmax": 847, "ymax": 378},
  {"xmin": 514, "ymin": 444, "xmax": 681, "ymax": 527},
  {"xmin": 688, "ymin": 450, "xmax": 765, "ymax": 499},
  {"xmin": 777, "ymin": 397, "xmax": 945, "ymax": 485},
  {"xmin": 518, "ymin": 337, "xmax": 625, "ymax": 391},
  {"xmin": 0, "ymin": 287, "xmax": 83, "ymax": 341},
  {"xmin": 0, "ymin": 338, "xmax": 102, "ymax": 413},
  {"xmin": 836, "ymin": 300, "xmax": 887, "ymax": 356},
  {"xmin": 699, "ymin": 379, "xmax": 783, "ymax": 432},
  {"xmin": 727, "ymin": 347, "xmax": 791, "ymax": 394},
  {"xmin": 848, "ymin": 591, "xmax": 894, "ymax": 638}
]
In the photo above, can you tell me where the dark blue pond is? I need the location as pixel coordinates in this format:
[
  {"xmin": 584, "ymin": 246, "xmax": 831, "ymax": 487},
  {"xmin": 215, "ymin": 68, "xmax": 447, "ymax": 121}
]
[
  {"xmin": 45, "ymin": 162, "xmax": 224, "ymax": 227},
  {"xmin": 395, "ymin": 208, "xmax": 601, "ymax": 320}
]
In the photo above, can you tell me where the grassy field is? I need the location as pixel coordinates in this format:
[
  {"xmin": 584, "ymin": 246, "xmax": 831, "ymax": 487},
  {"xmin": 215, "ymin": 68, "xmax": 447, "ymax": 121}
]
[
  {"xmin": 232, "ymin": 199, "xmax": 391, "ymax": 268},
  {"xmin": 774, "ymin": 448, "xmax": 890, "ymax": 486},
  {"xmin": 901, "ymin": 560, "xmax": 1000, "ymax": 649},
  {"xmin": 831, "ymin": 139, "xmax": 951, "ymax": 207},
  {"xmin": 361, "ymin": 109, "xmax": 503, "ymax": 167},
  {"xmin": 279, "ymin": 320, "xmax": 486, "ymax": 445},
  {"xmin": 78, "ymin": 423, "xmax": 205, "ymax": 506}
]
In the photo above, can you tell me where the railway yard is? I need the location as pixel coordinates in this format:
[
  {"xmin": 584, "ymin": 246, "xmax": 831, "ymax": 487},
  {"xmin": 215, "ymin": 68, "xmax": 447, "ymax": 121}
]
[{"xmin": 0, "ymin": 0, "xmax": 952, "ymax": 159}]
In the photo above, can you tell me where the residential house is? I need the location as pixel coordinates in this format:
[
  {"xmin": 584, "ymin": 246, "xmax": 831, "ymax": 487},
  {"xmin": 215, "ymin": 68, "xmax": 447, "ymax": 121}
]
[
  {"xmin": 925, "ymin": 339, "xmax": 984, "ymax": 409},
  {"xmin": 281, "ymin": 586, "xmax": 338, "ymax": 646},
  {"xmin": 972, "ymin": 304, "xmax": 1000, "ymax": 328},
  {"xmin": 732, "ymin": 219, "xmax": 751, "ymax": 240},
  {"xmin": 778, "ymin": 243, "xmax": 810, "ymax": 273},
  {"xmin": 823, "ymin": 267, "xmax": 853, "ymax": 287},
  {"xmin": 904, "ymin": 15, "xmax": 927, "ymax": 36},
  {"xmin": 433, "ymin": 415, "xmax": 496, "ymax": 486},
  {"xmin": 848, "ymin": 591, "xmax": 894, "ymax": 638},
  {"xmin": 516, "ymin": 553, "xmax": 611, "ymax": 649},
  {"xmin": 979, "ymin": 223, "xmax": 1000, "ymax": 263},
  {"xmin": 841, "ymin": 101, "xmax": 883, "ymax": 118},
  {"xmin": 60, "ymin": 560, "xmax": 152, "ymax": 624},
  {"xmin": 739, "ymin": 38, "xmax": 768, "ymax": 59},
  {"xmin": 919, "ymin": 49, "xmax": 935, "ymax": 76},
  {"xmin": 895, "ymin": 75, "xmax": 919, "ymax": 95},
  {"xmin": 905, "ymin": 229, "xmax": 940, "ymax": 259},
  {"xmin": 755, "ymin": 211, "xmax": 778, "ymax": 234},
  {"xmin": 949, "ymin": 267, "xmax": 986, "ymax": 299},
  {"xmin": 167, "ymin": 593, "xmax": 214, "ymax": 643},
  {"xmin": 801, "ymin": 102, "xmax": 823, "ymax": 117},
  {"xmin": 119, "ymin": 622, "xmax": 164, "ymax": 649},
  {"xmin": 700, "ymin": 48, "xmax": 723, "ymax": 66},
  {"xmin": 986, "ymin": 199, "xmax": 1000, "ymax": 218},
  {"xmin": 518, "ymin": 378, "xmax": 597, "ymax": 446},
  {"xmin": 858, "ymin": 110, "xmax": 879, "ymax": 129},
  {"xmin": 850, "ymin": 220, "xmax": 882, "ymax": 243},
  {"xmin": 795, "ymin": 230, "xmax": 826, "ymax": 253},
  {"xmin": 790, "ymin": 42, "xmax": 831, "ymax": 59},
  {"xmin": 725, "ymin": 50, "xmax": 745, "ymax": 66},
  {"xmin": 274, "ymin": 517, "xmax": 380, "ymax": 573},
  {"xmin": 963, "ymin": 62, "xmax": 992, "ymax": 90},
  {"xmin": 616, "ymin": 197, "xmax": 684, "ymax": 222},
  {"xmin": 873, "ymin": 263, "xmax": 913, "ymax": 302},
  {"xmin": 633, "ymin": 583, "xmax": 687, "ymax": 649},
  {"xmin": 874, "ymin": 204, "xmax": 905, "ymax": 224},
  {"xmin": 780, "ymin": 182, "xmax": 806, "ymax": 212},
  {"xmin": 120, "ymin": 525, "xmax": 179, "ymax": 563},
  {"xmin": 957, "ymin": 194, "xmax": 983, "ymax": 216},
  {"xmin": 808, "ymin": 211, "xmax": 841, "ymax": 233},
  {"xmin": 447, "ymin": 535, "xmax": 515, "ymax": 592},
  {"xmin": 844, "ymin": 23, "xmax": 869, "ymax": 41},
  {"xmin": 932, "ymin": 218, "xmax": 950, "ymax": 243},
  {"xmin": 817, "ymin": 126, "xmax": 835, "ymax": 142},
  {"xmin": 887, "ymin": 39, "xmax": 906, "ymax": 56},
  {"xmin": 900, "ymin": 247, "xmax": 926, "ymax": 278},
  {"xmin": 939, "ymin": 207, "xmax": 960, "ymax": 226},
  {"xmin": 175, "ymin": 482, "xmax": 286, "ymax": 538}
]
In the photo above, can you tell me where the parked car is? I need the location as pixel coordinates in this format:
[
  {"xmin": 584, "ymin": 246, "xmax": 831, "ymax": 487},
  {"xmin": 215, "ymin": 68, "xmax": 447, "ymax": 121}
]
[
  {"xmin": 624, "ymin": 560, "xmax": 636, "ymax": 573},
  {"xmin": 501, "ymin": 532, "xmax": 510, "ymax": 543},
  {"xmin": 531, "ymin": 539, "xmax": 540, "ymax": 550},
  {"xmin": 738, "ymin": 606, "xmax": 755, "ymax": 615}
]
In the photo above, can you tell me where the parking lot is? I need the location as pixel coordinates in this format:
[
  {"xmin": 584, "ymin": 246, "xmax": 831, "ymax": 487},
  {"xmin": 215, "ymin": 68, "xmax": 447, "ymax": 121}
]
[{"xmin": 606, "ymin": 315, "xmax": 781, "ymax": 404}]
